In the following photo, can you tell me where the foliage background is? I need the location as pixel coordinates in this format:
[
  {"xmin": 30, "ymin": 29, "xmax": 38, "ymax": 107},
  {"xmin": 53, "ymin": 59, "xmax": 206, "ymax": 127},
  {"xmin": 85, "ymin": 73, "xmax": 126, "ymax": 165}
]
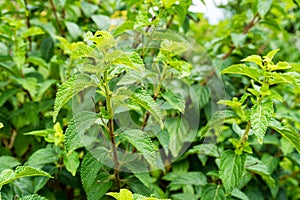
[{"xmin": 0, "ymin": 0, "xmax": 300, "ymax": 199}]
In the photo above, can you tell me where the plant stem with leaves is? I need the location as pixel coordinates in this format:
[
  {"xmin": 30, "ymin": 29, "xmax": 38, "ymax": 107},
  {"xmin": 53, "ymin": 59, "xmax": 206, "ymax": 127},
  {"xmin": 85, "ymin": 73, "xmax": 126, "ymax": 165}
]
[{"xmin": 103, "ymin": 69, "xmax": 120, "ymax": 190}]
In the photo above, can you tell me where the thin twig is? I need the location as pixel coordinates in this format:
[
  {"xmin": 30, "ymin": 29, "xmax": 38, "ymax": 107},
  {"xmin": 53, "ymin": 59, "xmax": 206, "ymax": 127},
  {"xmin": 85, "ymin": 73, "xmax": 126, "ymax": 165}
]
[
  {"xmin": 24, "ymin": 0, "xmax": 32, "ymax": 51},
  {"xmin": 222, "ymin": 13, "xmax": 260, "ymax": 60},
  {"xmin": 49, "ymin": 0, "xmax": 65, "ymax": 37}
]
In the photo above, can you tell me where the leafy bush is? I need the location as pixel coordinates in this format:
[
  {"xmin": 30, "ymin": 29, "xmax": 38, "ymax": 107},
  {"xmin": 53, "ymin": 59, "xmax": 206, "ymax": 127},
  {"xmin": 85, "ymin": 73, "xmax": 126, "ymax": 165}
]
[{"xmin": 0, "ymin": 0, "xmax": 300, "ymax": 199}]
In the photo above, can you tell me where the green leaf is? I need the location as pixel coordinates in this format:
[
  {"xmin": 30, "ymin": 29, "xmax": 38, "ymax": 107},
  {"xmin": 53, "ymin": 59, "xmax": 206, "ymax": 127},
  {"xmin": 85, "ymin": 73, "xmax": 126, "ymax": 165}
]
[
  {"xmin": 169, "ymin": 172, "xmax": 207, "ymax": 186},
  {"xmin": 269, "ymin": 61, "xmax": 291, "ymax": 71},
  {"xmin": 86, "ymin": 172, "xmax": 112, "ymax": 200},
  {"xmin": 21, "ymin": 27, "xmax": 45, "ymax": 38},
  {"xmin": 65, "ymin": 21, "xmax": 82, "ymax": 40},
  {"xmin": 81, "ymin": 153, "xmax": 103, "ymax": 191},
  {"xmin": 91, "ymin": 14, "xmax": 111, "ymax": 30},
  {"xmin": 65, "ymin": 111, "xmax": 98, "ymax": 152},
  {"xmin": 0, "ymin": 122, "xmax": 3, "ymax": 129},
  {"xmin": 63, "ymin": 151, "xmax": 80, "ymax": 176},
  {"xmin": 219, "ymin": 150, "xmax": 246, "ymax": 194},
  {"xmin": 25, "ymin": 146, "xmax": 59, "ymax": 168},
  {"xmin": 120, "ymin": 129, "xmax": 156, "ymax": 168},
  {"xmin": 263, "ymin": 49, "xmax": 280, "ymax": 62},
  {"xmin": 245, "ymin": 156, "xmax": 275, "ymax": 187},
  {"xmin": 130, "ymin": 90, "xmax": 164, "ymax": 128},
  {"xmin": 222, "ymin": 64, "xmax": 264, "ymax": 83},
  {"xmin": 0, "ymin": 156, "xmax": 20, "ymax": 172},
  {"xmin": 17, "ymin": 194, "xmax": 48, "ymax": 200},
  {"xmin": 257, "ymin": 0, "xmax": 273, "ymax": 17},
  {"xmin": 0, "ymin": 166, "xmax": 51, "ymax": 187},
  {"xmin": 53, "ymin": 74, "xmax": 97, "ymax": 122},
  {"xmin": 250, "ymin": 100, "xmax": 273, "ymax": 144},
  {"xmin": 71, "ymin": 43, "xmax": 95, "ymax": 60},
  {"xmin": 26, "ymin": 56, "xmax": 48, "ymax": 69},
  {"xmin": 232, "ymin": 188, "xmax": 250, "ymax": 200},
  {"xmin": 270, "ymin": 119, "xmax": 300, "ymax": 153},
  {"xmin": 107, "ymin": 189, "xmax": 133, "ymax": 200},
  {"xmin": 0, "ymin": 88, "xmax": 18, "ymax": 107},
  {"xmin": 241, "ymin": 55, "xmax": 264, "ymax": 69},
  {"xmin": 201, "ymin": 184, "xmax": 226, "ymax": 200},
  {"xmin": 161, "ymin": 89, "xmax": 185, "ymax": 112}
]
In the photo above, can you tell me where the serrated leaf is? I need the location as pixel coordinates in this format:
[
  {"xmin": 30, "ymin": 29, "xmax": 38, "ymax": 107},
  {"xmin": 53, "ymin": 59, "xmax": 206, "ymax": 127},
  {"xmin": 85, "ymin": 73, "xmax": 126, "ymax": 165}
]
[
  {"xmin": 219, "ymin": 150, "xmax": 246, "ymax": 193},
  {"xmin": 65, "ymin": 111, "xmax": 98, "ymax": 152},
  {"xmin": 241, "ymin": 55, "xmax": 263, "ymax": 69},
  {"xmin": 53, "ymin": 74, "xmax": 97, "ymax": 122},
  {"xmin": 107, "ymin": 189, "xmax": 133, "ymax": 200},
  {"xmin": 71, "ymin": 43, "xmax": 95, "ymax": 60},
  {"xmin": 15, "ymin": 166, "xmax": 51, "ymax": 179},
  {"xmin": 130, "ymin": 90, "xmax": 163, "ymax": 128},
  {"xmin": 17, "ymin": 194, "xmax": 48, "ymax": 200},
  {"xmin": 201, "ymin": 184, "xmax": 226, "ymax": 200},
  {"xmin": 245, "ymin": 156, "xmax": 275, "ymax": 187},
  {"xmin": 0, "ymin": 166, "xmax": 51, "ymax": 187},
  {"xmin": 21, "ymin": 27, "xmax": 45, "ymax": 38},
  {"xmin": 270, "ymin": 119, "xmax": 300, "ymax": 153},
  {"xmin": 120, "ymin": 129, "xmax": 156, "ymax": 168},
  {"xmin": 161, "ymin": 89, "xmax": 185, "ymax": 112},
  {"xmin": 250, "ymin": 100, "xmax": 273, "ymax": 144},
  {"xmin": 90, "ymin": 30, "xmax": 116, "ymax": 51},
  {"xmin": 222, "ymin": 64, "xmax": 264, "ymax": 83},
  {"xmin": 269, "ymin": 61, "xmax": 291, "ymax": 71},
  {"xmin": 81, "ymin": 153, "xmax": 103, "ymax": 190},
  {"xmin": 86, "ymin": 172, "xmax": 112, "ymax": 200}
]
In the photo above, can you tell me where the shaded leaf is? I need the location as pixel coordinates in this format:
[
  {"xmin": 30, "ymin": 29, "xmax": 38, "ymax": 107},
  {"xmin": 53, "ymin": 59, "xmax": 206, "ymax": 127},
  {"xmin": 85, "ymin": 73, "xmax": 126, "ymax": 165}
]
[
  {"xmin": 53, "ymin": 74, "xmax": 97, "ymax": 122},
  {"xmin": 270, "ymin": 119, "xmax": 300, "ymax": 153},
  {"xmin": 130, "ymin": 90, "xmax": 163, "ymax": 128},
  {"xmin": 201, "ymin": 184, "xmax": 226, "ymax": 200},
  {"xmin": 219, "ymin": 150, "xmax": 246, "ymax": 193}
]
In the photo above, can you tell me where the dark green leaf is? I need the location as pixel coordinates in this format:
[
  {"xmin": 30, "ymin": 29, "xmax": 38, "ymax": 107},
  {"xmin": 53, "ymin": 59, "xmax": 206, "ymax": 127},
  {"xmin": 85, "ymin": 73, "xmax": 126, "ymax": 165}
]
[{"xmin": 219, "ymin": 150, "xmax": 246, "ymax": 193}]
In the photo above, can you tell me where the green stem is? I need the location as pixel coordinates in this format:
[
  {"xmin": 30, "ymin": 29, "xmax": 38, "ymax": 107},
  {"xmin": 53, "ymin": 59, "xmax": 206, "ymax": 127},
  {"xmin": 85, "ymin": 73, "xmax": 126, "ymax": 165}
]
[
  {"xmin": 103, "ymin": 70, "xmax": 120, "ymax": 190},
  {"xmin": 241, "ymin": 121, "xmax": 251, "ymax": 145}
]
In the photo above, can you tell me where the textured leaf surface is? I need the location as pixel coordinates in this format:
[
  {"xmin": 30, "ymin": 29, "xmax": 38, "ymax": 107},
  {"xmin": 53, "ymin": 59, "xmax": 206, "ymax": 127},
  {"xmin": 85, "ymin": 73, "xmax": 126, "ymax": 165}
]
[
  {"xmin": 242, "ymin": 55, "xmax": 263, "ymax": 69},
  {"xmin": 81, "ymin": 152, "xmax": 102, "ymax": 190},
  {"xmin": 250, "ymin": 100, "xmax": 273, "ymax": 144},
  {"xmin": 222, "ymin": 64, "xmax": 264, "ymax": 83},
  {"xmin": 201, "ymin": 184, "xmax": 226, "ymax": 200},
  {"xmin": 270, "ymin": 119, "xmax": 300, "ymax": 153},
  {"xmin": 130, "ymin": 90, "xmax": 163, "ymax": 128},
  {"xmin": 53, "ymin": 74, "xmax": 97, "ymax": 122},
  {"xmin": 65, "ymin": 111, "xmax": 98, "ymax": 152},
  {"xmin": 17, "ymin": 194, "xmax": 48, "ymax": 200},
  {"xmin": 107, "ymin": 189, "xmax": 133, "ymax": 200},
  {"xmin": 257, "ymin": 0, "xmax": 273, "ymax": 16},
  {"xmin": 121, "ymin": 129, "xmax": 156, "ymax": 168},
  {"xmin": 245, "ymin": 156, "xmax": 275, "ymax": 187},
  {"xmin": 219, "ymin": 150, "xmax": 246, "ymax": 193},
  {"xmin": 0, "ymin": 166, "xmax": 51, "ymax": 187}
]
